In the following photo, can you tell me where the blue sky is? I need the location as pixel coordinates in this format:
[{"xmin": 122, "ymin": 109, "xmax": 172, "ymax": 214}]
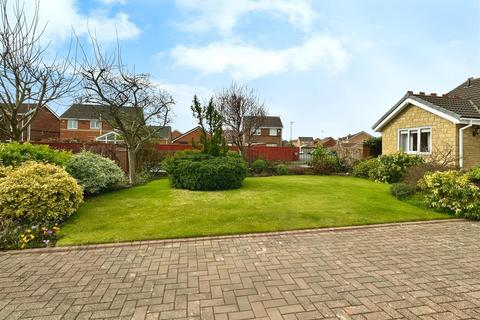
[{"xmin": 37, "ymin": 0, "xmax": 480, "ymax": 139}]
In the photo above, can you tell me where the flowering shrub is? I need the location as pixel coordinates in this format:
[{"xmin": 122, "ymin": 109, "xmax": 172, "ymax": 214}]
[
  {"xmin": 66, "ymin": 151, "xmax": 126, "ymax": 194},
  {"xmin": 419, "ymin": 170, "xmax": 480, "ymax": 218},
  {"xmin": 0, "ymin": 162, "xmax": 83, "ymax": 223},
  {"xmin": 370, "ymin": 153, "xmax": 423, "ymax": 183},
  {"xmin": 0, "ymin": 219, "xmax": 61, "ymax": 250},
  {"xmin": 0, "ymin": 142, "xmax": 71, "ymax": 167}
]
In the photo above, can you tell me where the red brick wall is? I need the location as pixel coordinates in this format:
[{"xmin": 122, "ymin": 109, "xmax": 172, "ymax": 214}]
[
  {"xmin": 0, "ymin": 107, "xmax": 60, "ymax": 142},
  {"xmin": 59, "ymin": 119, "xmax": 113, "ymax": 142}
]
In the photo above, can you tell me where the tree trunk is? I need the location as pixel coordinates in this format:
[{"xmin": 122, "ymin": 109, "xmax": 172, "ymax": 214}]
[{"xmin": 127, "ymin": 148, "xmax": 137, "ymax": 185}]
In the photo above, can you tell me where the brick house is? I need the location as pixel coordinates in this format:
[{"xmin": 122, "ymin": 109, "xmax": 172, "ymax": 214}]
[
  {"xmin": 245, "ymin": 116, "xmax": 283, "ymax": 146},
  {"xmin": 60, "ymin": 104, "xmax": 171, "ymax": 144},
  {"xmin": 372, "ymin": 77, "xmax": 480, "ymax": 169},
  {"xmin": 0, "ymin": 104, "xmax": 60, "ymax": 142},
  {"xmin": 293, "ymin": 137, "xmax": 314, "ymax": 148},
  {"xmin": 315, "ymin": 137, "xmax": 337, "ymax": 148},
  {"xmin": 338, "ymin": 131, "xmax": 372, "ymax": 144},
  {"xmin": 171, "ymin": 126, "xmax": 204, "ymax": 145}
]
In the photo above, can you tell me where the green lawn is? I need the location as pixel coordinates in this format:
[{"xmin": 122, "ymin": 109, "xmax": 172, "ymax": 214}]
[{"xmin": 58, "ymin": 176, "xmax": 451, "ymax": 246}]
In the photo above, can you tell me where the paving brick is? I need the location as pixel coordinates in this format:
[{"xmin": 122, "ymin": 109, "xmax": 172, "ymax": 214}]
[{"xmin": 0, "ymin": 221, "xmax": 479, "ymax": 320}]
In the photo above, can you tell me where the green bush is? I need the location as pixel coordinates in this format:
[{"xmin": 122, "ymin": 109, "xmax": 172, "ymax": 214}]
[
  {"xmin": 390, "ymin": 183, "xmax": 415, "ymax": 200},
  {"xmin": 352, "ymin": 158, "xmax": 379, "ymax": 179},
  {"xmin": 0, "ymin": 162, "xmax": 83, "ymax": 224},
  {"xmin": 66, "ymin": 151, "xmax": 126, "ymax": 194},
  {"xmin": 310, "ymin": 146, "xmax": 339, "ymax": 175},
  {"xmin": 467, "ymin": 166, "xmax": 480, "ymax": 183},
  {"xmin": 251, "ymin": 159, "xmax": 268, "ymax": 174},
  {"xmin": 419, "ymin": 170, "xmax": 480, "ymax": 218},
  {"xmin": 164, "ymin": 152, "xmax": 247, "ymax": 191},
  {"xmin": 274, "ymin": 164, "xmax": 289, "ymax": 175},
  {"xmin": 0, "ymin": 142, "xmax": 71, "ymax": 167},
  {"xmin": 370, "ymin": 153, "xmax": 423, "ymax": 183}
]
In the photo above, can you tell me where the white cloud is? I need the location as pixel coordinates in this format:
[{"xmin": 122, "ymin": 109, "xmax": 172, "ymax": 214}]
[
  {"xmin": 174, "ymin": 0, "xmax": 316, "ymax": 35},
  {"xmin": 21, "ymin": 0, "xmax": 140, "ymax": 44},
  {"xmin": 170, "ymin": 36, "xmax": 349, "ymax": 80},
  {"xmin": 98, "ymin": 0, "xmax": 127, "ymax": 5}
]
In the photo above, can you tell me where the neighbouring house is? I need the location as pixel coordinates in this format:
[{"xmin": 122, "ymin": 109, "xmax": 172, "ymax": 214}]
[
  {"xmin": 338, "ymin": 131, "xmax": 373, "ymax": 144},
  {"xmin": 372, "ymin": 77, "xmax": 480, "ymax": 169},
  {"xmin": 0, "ymin": 104, "xmax": 60, "ymax": 142},
  {"xmin": 171, "ymin": 129, "xmax": 182, "ymax": 140},
  {"xmin": 60, "ymin": 104, "xmax": 171, "ymax": 144},
  {"xmin": 171, "ymin": 126, "xmax": 204, "ymax": 145},
  {"xmin": 315, "ymin": 137, "xmax": 337, "ymax": 148},
  {"xmin": 293, "ymin": 136, "xmax": 314, "ymax": 148},
  {"xmin": 245, "ymin": 116, "xmax": 283, "ymax": 146}
]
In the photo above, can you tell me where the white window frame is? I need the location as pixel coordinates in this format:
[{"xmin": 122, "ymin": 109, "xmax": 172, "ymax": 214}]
[
  {"xmin": 90, "ymin": 119, "xmax": 101, "ymax": 129},
  {"xmin": 397, "ymin": 127, "xmax": 432, "ymax": 154},
  {"xmin": 269, "ymin": 128, "xmax": 277, "ymax": 136},
  {"xmin": 67, "ymin": 119, "xmax": 78, "ymax": 130},
  {"xmin": 253, "ymin": 128, "xmax": 262, "ymax": 135}
]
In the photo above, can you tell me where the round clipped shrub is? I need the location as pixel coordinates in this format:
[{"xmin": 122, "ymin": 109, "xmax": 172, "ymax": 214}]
[
  {"xmin": 0, "ymin": 162, "xmax": 83, "ymax": 223},
  {"xmin": 274, "ymin": 163, "xmax": 289, "ymax": 175},
  {"xmin": 310, "ymin": 146, "xmax": 339, "ymax": 175},
  {"xmin": 66, "ymin": 151, "xmax": 126, "ymax": 194},
  {"xmin": 352, "ymin": 158, "xmax": 379, "ymax": 179},
  {"xmin": 251, "ymin": 159, "xmax": 267, "ymax": 174},
  {"xmin": 164, "ymin": 151, "xmax": 247, "ymax": 191},
  {"xmin": 390, "ymin": 183, "xmax": 414, "ymax": 200},
  {"xmin": 0, "ymin": 142, "xmax": 71, "ymax": 167}
]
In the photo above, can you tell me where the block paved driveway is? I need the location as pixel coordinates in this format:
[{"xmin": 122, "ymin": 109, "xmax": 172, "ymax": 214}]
[{"xmin": 1, "ymin": 220, "xmax": 480, "ymax": 320}]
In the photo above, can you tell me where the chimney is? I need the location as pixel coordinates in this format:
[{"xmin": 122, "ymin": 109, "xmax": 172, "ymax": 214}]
[
  {"xmin": 430, "ymin": 93, "xmax": 437, "ymax": 96},
  {"xmin": 467, "ymin": 77, "xmax": 474, "ymax": 87},
  {"xmin": 407, "ymin": 90, "xmax": 413, "ymax": 95},
  {"xmin": 419, "ymin": 91, "xmax": 425, "ymax": 95}
]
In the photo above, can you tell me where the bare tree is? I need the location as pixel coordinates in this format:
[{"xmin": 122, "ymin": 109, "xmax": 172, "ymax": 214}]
[
  {"xmin": 216, "ymin": 83, "xmax": 267, "ymax": 157},
  {"xmin": 79, "ymin": 35, "xmax": 174, "ymax": 184},
  {"xmin": 0, "ymin": 0, "xmax": 76, "ymax": 141}
]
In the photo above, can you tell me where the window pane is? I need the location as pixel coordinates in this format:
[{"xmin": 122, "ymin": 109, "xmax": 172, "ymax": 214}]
[
  {"xmin": 399, "ymin": 131, "xmax": 408, "ymax": 152},
  {"xmin": 67, "ymin": 119, "xmax": 77, "ymax": 129},
  {"xmin": 269, "ymin": 128, "xmax": 276, "ymax": 136},
  {"xmin": 409, "ymin": 130, "xmax": 418, "ymax": 151},
  {"xmin": 420, "ymin": 130, "xmax": 431, "ymax": 152}
]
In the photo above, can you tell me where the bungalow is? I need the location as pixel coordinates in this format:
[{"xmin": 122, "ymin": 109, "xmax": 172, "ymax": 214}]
[
  {"xmin": 372, "ymin": 77, "xmax": 480, "ymax": 169},
  {"xmin": 0, "ymin": 104, "xmax": 60, "ymax": 142},
  {"xmin": 171, "ymin": 126, "xmax": 204, "ymax": 145}
]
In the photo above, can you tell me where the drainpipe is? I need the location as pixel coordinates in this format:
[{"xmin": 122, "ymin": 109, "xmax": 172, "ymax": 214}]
[{"xmin": 459, "ymin": 121, "xmax": 474, "ymax": 169}]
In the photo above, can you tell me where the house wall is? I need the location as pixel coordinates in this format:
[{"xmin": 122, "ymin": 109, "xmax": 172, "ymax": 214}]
[
  {"xmin": 59, "ymin": 119, "xmax": 113, "ymax": 141},
  {"xmin": 460, "ymin": 125, "xmax": 480, "ymax": 170},
  {"xmin": 29, "ymin": 108, "xmax": 60, "ymax": 141},
  {"xmin": 381, "ymin": 103, "xmax": 458, "ymax": 160},
  {"xmin": 172, "ymin": 128, "xmax": 203, "ymax": 145},
  {"xmin": 250, "ymin": 128, "xmax": 282, "ymax": 146}
]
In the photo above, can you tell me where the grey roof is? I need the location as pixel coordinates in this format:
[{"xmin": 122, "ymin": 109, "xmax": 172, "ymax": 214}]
[
  {"xmin": 244, "ymin": 116, "xmax": 283, "ymax": 128},
  {"xmin": 372, "ymin": 85, "xmax": 480, "ymax": 131},
  {"xmin": 298, "ymin": 136, "xmax": 314, "ymax": 141},
  {"xmin": 60, "ymin": 104, "xmax": 143, "ymax": 122},
  {"xmin": 148, "ymin": 126, "xmax": 171, "ymax": 139},
  {"xmin": 60, "ymin": 104, "xmax": 106, "ymax": 119}
]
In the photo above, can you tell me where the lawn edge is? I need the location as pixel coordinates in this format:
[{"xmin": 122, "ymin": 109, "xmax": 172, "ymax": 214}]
[{"xmin": 1, "ymin": 218, "xmax": 467, "ymax": 255}]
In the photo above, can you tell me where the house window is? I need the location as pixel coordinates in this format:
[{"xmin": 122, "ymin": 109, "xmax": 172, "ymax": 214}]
[
  {"xmin": 90, "ymin": 119, "xmax": 100, "ymax": 129},
  {"xmin": 269, "ymin": 128, "xmax": 277, "ymax": 136},
  {"xmin": 398, "ymin": 127, "xmax": 431, "ymax": 154},
  {"xmin": 67, "ymin": 119, "xmax": 78, "ymax": 129},
  {"xmin": 253, "ymin": 128, "xmax": 261, "ymax": 135}
]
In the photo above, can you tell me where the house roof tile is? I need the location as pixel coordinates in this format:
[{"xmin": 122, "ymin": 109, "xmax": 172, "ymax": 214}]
[{"xmin": 244, "ymin": 116, "xmax": 283, "ymax": 128}]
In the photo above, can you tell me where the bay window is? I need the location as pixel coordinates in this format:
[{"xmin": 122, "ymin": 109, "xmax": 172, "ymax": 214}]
[{"xmin": 398, "ymin": 127, "xmax": 431, "ymax": 154}]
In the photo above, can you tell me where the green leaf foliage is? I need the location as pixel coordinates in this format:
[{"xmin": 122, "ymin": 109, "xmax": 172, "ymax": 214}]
[{"xmin": 0, "ymin": 142, "xmax": 71, "ymax": 167}]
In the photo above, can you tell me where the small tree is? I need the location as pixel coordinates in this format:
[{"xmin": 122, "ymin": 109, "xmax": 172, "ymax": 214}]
[
  {"xmin": 191, "ymin": 95, "xmax": 227, "ymax": 157},
  {"xmin": 364, "ymin": 136, "xmax": 382, "ymax": 157},
  {"xmin": 216, "ymin": 83, "xmax": 267, "ymax": 157},
  {"xmin": 0, "ymin": 0, "xmax": 76, "ymax": 141},
  {"xmin": 79, "ymin": 36, "xmax": 174, "ymax": 184}
]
